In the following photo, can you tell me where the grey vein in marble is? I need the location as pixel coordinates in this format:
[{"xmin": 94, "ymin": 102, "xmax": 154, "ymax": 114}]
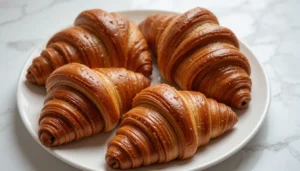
[
  {"xmin": 288, "ymin": 146, "xmax": 300, "ymax": 162},
  {"xmin": 0, "ymin": 108, "xmax": 15, "ymax": 116},
  {"xmin": 0, "ymin": 0, "xmax": 75, "ymax": 27},
  {"xmin": 243, "ymin": 135, "xmax": 300, "ymax": 152},
  {"xmin": 0, "ymin": 108, "xmax": 16, "ymax": 131},
  {"xmin": 6, "ymin": 39, "xmax": 43, "ymax": 51}
]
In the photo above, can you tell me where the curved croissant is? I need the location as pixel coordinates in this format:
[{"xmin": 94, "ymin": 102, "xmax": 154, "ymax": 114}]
[
  {"xmin": 27, "ymin": 9, "xmax": 152, "ymax": 86},
  {"xmin": 106, "ymin": 84, "xmax": 238, "ymax": 169},
  {"xmin": 139, "ymin": 7, "xmax": 251, "ymax": 109},
  {"xmin": 38, "ymin": 63, "xmax": 150, "ymax": 147}
]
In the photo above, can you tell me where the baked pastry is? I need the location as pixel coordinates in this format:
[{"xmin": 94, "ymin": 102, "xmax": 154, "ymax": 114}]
[
  {"xmin": 139, "ymin": 7, "xmax": 252, "ymax": 109},
  {"xmin": 26, "ymin": 9, "xmax": 152, "ymax": 86},
  {"xmin": 106, "ymin": 84, "xmax": 238, "ymax": 169},
  {"xmin": 38, "ymin": 63, "xmax": 150, "ymax": 147}
]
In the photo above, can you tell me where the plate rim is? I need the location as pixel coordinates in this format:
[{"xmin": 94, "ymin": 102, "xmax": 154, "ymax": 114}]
[{"xmin": 16, "ymin": 9, "xmax": 271, "ymax": 171}]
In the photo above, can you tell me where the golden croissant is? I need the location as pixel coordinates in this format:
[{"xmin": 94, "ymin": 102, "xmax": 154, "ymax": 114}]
[
  {"xmin": 139, "ymin": 7, "xmax": 252, "ymax": 109},
  {"xmin": 26, "ymin": 9, "xmax": 152, "ymax": 86},
  {"xmin": 106, "ymin": 84, "xmax": 238, "ymax": 169},
  {"xmin": 38, "ymin": 63, "xmax": 150, "ymax": 147}
]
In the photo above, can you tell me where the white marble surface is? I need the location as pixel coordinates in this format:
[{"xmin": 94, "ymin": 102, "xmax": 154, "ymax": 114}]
[{"xmin": 0, "ymin": 0, "xmax": 299, "ymax": 170}]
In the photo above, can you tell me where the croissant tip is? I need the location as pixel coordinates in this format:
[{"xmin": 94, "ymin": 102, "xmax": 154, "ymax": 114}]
[
  {"xmin": 26, "ymin": 70, "xmax": 38, "ymax": 85},
  {"xmin": 106, "ymin": 155, "xmax": 121, "ymax": 169},
  {"xmin": 106, "ymin": 143, "xmax": 134, "ymax": 169},
  {"xmin": 39, "ymin": 131, "xmax": 55, "ymax": 147},
  {"xmin": 26, "ymin": 65, "xmax": 45, "ymax": 86},
  {"xmin": 234, "ymin": 96, "xmax": 251, "ymax": 110},
  {"xmin": 240, "ymin": 100, "xmax": 250, "ymax": 109}
]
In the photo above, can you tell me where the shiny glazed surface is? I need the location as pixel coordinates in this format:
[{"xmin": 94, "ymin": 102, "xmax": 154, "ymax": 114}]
[
  {"xmin": 139, "ymin": 7, "xmax": 252, "ymax": 109},
  {"xmin": 38, "ymin": 63, "xmax": 150, "ymax": 146},
  {"xmin": 26, "ymin": 9, "xmax": 152, "ymax": 86},
  {"xmin": 106, "ymin": 84, "xmax": 238, "ymax": 169}
]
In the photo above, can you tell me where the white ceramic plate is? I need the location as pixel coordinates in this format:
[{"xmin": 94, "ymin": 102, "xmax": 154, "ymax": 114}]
[{"xmin": 17, "ymin": 10, "xmax": 270, "ymax": 171}]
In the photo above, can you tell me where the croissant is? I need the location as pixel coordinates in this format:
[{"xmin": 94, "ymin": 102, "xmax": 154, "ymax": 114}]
[
  {"xmin": 38, "ymin": 63, "xmax": 150, "ymax": 147},
  {"xmin": 26, "ymin": 9, "xmax": 152, "ymax": 86},
  {"xmin": 106, "ymin": 84, "xmax": 238, "ymax": 169},
  {"xmin": 139, "ymin": 7, "xmax": 252, "ymax": 109}
]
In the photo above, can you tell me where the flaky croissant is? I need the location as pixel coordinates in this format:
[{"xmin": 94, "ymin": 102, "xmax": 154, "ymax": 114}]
[
  {"xmin": 38, "ymin": 63, "xmax": 150, "ymax": 147},
  {"xmin": 106, "ymin": 84, "xmax": 238, "ymax": 169},
  {"xmin": 139, "ymin": 7, "xmax": 252, "ymax": 109},
  {"xmin": 26, "ymin": 9, "xmax": 152, "ymax": 86}
]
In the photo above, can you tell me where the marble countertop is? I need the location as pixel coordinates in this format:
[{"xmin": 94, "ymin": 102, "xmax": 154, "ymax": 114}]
[{"xmin": 0, "ymin": 0, "xmax": 299, "ymax": 170}]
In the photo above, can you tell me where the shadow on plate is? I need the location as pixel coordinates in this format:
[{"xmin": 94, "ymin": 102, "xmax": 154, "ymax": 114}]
[
  {"xmin": 24, "ymin": 81, "xmax": 46, "ymax": 96},
  {"xmin": 205, "ymin": 115, "xmax": 269, "ymax": 171}
]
